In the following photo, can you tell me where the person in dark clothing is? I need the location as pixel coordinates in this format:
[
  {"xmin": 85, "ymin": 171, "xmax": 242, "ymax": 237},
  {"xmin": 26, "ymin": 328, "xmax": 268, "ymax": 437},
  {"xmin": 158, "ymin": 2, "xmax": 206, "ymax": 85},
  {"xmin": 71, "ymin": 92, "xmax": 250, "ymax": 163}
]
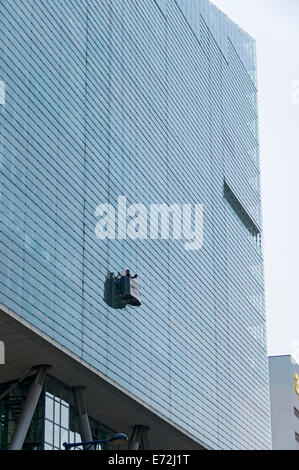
[{"xmin": 117, "ymin": 270, "xmax": 137, "ymax": 279}]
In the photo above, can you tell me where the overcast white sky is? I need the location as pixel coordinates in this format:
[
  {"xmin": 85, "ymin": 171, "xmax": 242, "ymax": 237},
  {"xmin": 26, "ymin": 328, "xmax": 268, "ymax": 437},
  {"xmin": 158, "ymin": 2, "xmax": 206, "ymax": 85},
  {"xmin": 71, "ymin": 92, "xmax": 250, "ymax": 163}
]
[{"xmin": 211, "ymin": 0, "xmax": 299, "ymax": 358}]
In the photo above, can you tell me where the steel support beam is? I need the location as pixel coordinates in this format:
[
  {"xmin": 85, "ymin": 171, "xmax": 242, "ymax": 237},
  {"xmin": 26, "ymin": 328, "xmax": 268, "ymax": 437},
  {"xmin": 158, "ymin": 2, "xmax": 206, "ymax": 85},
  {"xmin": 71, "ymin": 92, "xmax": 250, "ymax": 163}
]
[
  {"xmin": 72, "ymin": 386, "xmax": 94, "ymax": 450},
  {"xmin": 9, "ymin": 365, "xmax": 51, "ymax": 450},
  {"xmin": 128, "ymin": 425, "xmax": 150, "ymax": 450}
]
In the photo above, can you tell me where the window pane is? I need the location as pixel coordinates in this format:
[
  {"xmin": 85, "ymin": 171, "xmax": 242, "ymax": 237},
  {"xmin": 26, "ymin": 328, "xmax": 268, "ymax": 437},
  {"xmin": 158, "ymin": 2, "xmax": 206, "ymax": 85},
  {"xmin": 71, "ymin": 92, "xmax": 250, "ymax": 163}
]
[
  {"xmin": 60, "ymin": 427, "xmax": 69, "ymax": 449},
  {"xmin": 54, "ymin": 401, "xmax": 60, "ymax": 425},
  {"xmin": 45, "ymin": 396, "xmax": 54, "ymax": 420},
  {"xmin": 45, "ymin": 419, "xmax": 53, "ymax": 445},
  {"xmin": 54, "ymin": 424, "xmax": 60, "ymax": 448},
  {"xmin": 61, "ymin": 405, "xmax": 69, "ymax": 428}
]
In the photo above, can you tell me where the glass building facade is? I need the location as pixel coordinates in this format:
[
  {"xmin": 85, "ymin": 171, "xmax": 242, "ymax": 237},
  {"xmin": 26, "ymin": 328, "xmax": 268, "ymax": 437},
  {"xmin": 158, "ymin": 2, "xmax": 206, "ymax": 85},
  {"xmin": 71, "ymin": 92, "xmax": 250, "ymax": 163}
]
[{"xmin": 0, "ymin": 0, "xmax": 271, "ymax": 449}]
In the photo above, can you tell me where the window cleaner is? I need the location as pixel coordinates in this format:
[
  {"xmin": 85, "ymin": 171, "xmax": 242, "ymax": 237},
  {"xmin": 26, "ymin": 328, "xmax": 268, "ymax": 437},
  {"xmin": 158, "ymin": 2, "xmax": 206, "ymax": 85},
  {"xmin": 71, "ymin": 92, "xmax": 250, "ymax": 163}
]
[{"xmin": 104, "ymin": 270, "xmax": 142, "ymax": 309}]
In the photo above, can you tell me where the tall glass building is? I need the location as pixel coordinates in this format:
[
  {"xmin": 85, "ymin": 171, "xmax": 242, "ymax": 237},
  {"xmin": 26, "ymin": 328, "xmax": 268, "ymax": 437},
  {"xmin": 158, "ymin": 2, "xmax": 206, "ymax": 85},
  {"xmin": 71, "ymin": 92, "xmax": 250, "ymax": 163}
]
[{"xmin": 0, "ymin": 0, "xmax": 271, "ymax": 450}]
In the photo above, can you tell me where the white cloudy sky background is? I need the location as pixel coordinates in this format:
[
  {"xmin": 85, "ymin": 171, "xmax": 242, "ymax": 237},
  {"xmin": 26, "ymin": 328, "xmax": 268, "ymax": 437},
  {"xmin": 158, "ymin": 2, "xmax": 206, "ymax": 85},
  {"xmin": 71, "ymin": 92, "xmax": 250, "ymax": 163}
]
[{"xmin": 211, "ymin": 0, "xmax": 299, "ymax": 357}]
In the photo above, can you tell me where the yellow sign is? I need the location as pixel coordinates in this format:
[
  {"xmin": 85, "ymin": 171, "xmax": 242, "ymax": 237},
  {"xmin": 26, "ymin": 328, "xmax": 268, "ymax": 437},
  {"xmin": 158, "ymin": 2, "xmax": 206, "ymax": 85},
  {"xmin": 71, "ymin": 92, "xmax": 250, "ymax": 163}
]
[{"xmin": 294, "ymin": 374, "xmax": 299, "ymax": 398}]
